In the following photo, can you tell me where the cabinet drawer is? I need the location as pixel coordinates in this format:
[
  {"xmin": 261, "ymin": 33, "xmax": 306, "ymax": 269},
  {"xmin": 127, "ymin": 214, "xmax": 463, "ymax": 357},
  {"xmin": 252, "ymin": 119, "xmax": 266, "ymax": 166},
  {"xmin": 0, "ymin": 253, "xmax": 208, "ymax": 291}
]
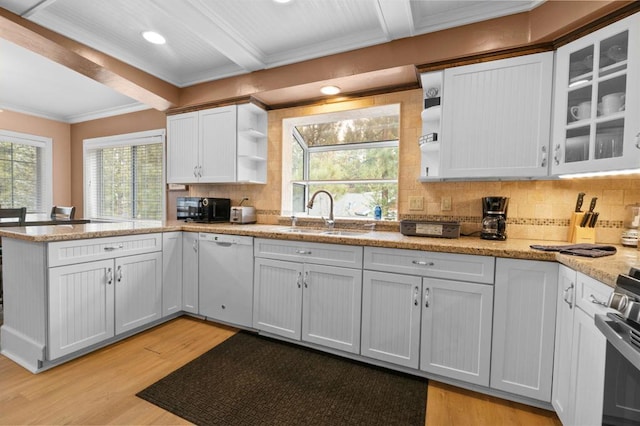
[
  {"xmin": 575, "ymin": 272, "xmax": 613, "ymax": 318},
  {"xmin": 48, "ymin": 233, "xmax": 162, "ymax": 267},
  {"xmin": 364, "ymin": 247, "xmax": 494, "ymax": 284},
  {"xmin": 254, "ymin": 238, "xmax": 363, "ymax": 268}
]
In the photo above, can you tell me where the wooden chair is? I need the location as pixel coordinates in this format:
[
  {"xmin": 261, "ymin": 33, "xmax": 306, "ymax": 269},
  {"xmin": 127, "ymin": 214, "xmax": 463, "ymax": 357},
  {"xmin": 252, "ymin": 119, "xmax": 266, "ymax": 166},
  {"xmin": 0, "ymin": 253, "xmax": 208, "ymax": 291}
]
[
  {"xmin": 50, "ymin": 206, "xmax": 76, "ymax": 220},
  {"xmin": 0, "ymin": 207, "xmax": 27, "ymax": 226}
]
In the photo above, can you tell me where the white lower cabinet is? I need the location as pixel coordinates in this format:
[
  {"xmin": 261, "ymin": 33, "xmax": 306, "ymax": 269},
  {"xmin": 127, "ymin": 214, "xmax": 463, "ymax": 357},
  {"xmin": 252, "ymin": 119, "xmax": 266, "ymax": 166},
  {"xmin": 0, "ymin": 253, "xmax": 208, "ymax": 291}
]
[
  {"xmin": 47, "ymin": 234, "xmax": 163, "ymax": 360},
  {"xmin": 253, "ymin": 239, "xmax": 363, "ymax": 354},
  {"xmin": 491, "ymin": 258, "xmax": 558, "ymax": 402},
  {"xmin": 552, "ymin": 267, "xmax": 612, "ymax": 425},
  {"xmin": 361, "ymin": 247, "xmax": 495, "ymax": 385},
  {"xmin": 361, "ymin": 270, "xmax": 422, "ymax": 368},
  {"xmin": 420, "ymin": 278, "xmax": 493, "ymax": 386},
  {"xmin": 162, "ymin": 232, "xmax": 183, "ymax": 317},
  {"xmin": 182, "ymin": 232, "xmax": 199, "ymax": 314}
]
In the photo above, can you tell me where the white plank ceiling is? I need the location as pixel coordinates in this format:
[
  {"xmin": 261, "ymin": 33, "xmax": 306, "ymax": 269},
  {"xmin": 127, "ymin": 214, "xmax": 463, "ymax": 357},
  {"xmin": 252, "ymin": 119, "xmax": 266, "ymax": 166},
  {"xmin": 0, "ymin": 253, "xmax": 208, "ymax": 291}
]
[{"xmin": 0, "ymin": 0, "xmax": 541, "ymax": 123}]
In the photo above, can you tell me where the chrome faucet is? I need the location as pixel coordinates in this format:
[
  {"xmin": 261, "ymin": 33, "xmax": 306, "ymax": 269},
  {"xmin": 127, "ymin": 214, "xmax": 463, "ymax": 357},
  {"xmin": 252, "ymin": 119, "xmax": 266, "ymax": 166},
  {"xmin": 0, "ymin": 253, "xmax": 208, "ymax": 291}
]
[{"xmin": 307, "ymin": 190, "xmax": 335, "ymax": 230}]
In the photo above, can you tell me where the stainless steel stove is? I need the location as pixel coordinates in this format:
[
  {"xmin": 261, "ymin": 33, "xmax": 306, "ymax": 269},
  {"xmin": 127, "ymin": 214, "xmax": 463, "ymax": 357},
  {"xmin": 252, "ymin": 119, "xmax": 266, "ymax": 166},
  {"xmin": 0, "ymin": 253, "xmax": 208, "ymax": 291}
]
[{"xmin": 595, "ymin": 267, "xmax": 640, "ymax": 426}]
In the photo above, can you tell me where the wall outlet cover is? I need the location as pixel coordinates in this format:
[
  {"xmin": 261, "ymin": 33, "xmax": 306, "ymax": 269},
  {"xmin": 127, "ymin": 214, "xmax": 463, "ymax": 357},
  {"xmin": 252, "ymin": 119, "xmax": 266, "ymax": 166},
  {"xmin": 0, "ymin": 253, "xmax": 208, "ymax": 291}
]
[
  {"xmin": 409, "ymin": 196, "xmax": 424, "ymax": 211},
  {"xmin": 441, "ymin": 196, "xmax": 452, "ymax": 211}
]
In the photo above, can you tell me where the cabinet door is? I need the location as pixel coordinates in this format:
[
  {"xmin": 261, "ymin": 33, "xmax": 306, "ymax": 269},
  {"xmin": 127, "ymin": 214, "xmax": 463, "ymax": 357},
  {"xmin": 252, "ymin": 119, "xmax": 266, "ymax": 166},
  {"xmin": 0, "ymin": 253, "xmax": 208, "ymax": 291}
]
[
  {"xmin": 301, "ymin": 264, "xmax": 362, "ymax": 354},
  {"xmin": 570, "ymin": 306, "xmax": 607, "ymax": 426},
  {"xmin": 167, "ymin": 112, "xmax": 199, "ymax": 183},
  {"xmin": 361, "ymin": 271, "xmax": 422, "ymax": 368},
  {"xmin": 199, "ymin": 106, "xmax": 237, "ymax": 182},
  {"xmin": 420, "ymin": 278, "xmax": 493, "ymax": 386},
  {"xmin": 48, "ymin": 259, "xmax": 115, "ymax": 360},
  {"xmin": 253, "ymin": 258, "xmax": 303, "ymax": 340},
  {"xmin": 114, "ymin": 252, "xmax": 162, "ymax": 335},
  {"xmin": 182, "ymin": 232, "xmax": 199, "ymax": 314},
  {"xmin": 441, "ymin": 52, "xmax": 553, "ymax": 178},
  {"xmin": 552, "ymin": 12, "xmax": 640, "ymax": 175},
  {"xmin": 491, "ymin": 258, "xmax": 558, "ymax": 402},
  {"xmin": 551, "ymin": 265, "xmax": 576, "ymax": 425},
  {"xmin": 162, "ymin": 232, "xmax": 183, "ymax": 317}
]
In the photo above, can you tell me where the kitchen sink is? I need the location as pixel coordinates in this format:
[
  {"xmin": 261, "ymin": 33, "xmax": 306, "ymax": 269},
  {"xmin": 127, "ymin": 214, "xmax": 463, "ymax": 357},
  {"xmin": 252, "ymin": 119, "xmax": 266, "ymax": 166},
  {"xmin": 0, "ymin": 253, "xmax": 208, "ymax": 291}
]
[
  {"xmin": 322, "ymin": 230, "xmax": 369, "ymax": 236},
  {"xmin": 280, "ymin": 228, "xmax": 369, "ymax": 236}
]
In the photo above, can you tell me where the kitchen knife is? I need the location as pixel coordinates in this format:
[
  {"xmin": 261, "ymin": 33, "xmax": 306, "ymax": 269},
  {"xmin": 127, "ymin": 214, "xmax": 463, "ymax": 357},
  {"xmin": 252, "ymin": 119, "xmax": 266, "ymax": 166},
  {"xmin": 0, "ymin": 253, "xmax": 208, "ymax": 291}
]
[
  {"xmin": 580, "ymin": 212, "xmax": 591, "ymax": 227},
  {"xmin": 588, "ymin": 197, "xmax": 597, "ymax": 212},
  {"xmin": 575, "ymin": 192, "xmax": 585, "ymax": 212},
  {"xmin": 589, "ymin": 212, "xmax": 599, "ymax": 227}
]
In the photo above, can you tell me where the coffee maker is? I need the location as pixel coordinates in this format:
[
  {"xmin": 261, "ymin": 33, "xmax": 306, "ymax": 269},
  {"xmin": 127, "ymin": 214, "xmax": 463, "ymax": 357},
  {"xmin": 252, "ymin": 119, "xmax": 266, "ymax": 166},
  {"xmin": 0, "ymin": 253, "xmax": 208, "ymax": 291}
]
[{"xmin": 481, "ymin": 197, "xmax": 509, "ymax": 240}]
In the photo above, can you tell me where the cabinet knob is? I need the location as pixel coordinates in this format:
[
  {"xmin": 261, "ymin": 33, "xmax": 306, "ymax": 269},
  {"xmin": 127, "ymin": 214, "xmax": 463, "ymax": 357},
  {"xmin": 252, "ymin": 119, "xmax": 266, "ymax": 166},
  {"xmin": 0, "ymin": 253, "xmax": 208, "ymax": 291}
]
[{"xmin": 554, "ymin": 144, "xmax": 562, "ymax": 166}]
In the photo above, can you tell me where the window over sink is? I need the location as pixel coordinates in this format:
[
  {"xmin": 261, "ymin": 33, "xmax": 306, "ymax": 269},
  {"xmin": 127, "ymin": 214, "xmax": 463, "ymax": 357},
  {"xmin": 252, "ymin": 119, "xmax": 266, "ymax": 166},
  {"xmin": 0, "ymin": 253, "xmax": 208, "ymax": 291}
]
[
  {"xmin": 282, "ymin": 104, "xmax": 399, "ymax": 220},
  {"xmin": 84, "ymin": 129, "xmax": 165, "ymax": 221}
]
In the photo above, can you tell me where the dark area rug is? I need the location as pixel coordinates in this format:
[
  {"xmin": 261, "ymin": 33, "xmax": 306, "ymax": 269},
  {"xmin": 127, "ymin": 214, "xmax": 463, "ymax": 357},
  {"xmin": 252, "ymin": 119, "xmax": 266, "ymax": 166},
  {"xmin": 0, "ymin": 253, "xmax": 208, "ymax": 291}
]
[{"xmin": 137, "ymin": 331, "xmax": 427, "ymax": 426}]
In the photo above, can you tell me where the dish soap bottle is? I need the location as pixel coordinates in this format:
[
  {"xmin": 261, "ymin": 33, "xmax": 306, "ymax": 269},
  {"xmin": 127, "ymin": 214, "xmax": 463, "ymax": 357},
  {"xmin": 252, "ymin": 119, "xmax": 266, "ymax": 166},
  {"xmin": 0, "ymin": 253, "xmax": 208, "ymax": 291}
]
[{"xmin": 374, "ymin": 205, "xmax": 382, "ymax": 220}]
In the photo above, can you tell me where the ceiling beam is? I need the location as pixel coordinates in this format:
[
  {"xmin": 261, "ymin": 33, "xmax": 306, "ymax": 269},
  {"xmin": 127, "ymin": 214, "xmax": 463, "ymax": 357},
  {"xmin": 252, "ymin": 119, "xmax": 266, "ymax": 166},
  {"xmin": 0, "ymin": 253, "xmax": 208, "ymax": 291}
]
[
  {"xmin": 22, "ymin": 0, "xmax": 59, "ymax": 18},
  {"xmin": 151, "ymin": 0, "xmax": 266, "ymax": 73},
  {"xmin": 375, "ymin": 0, "xmax": 415, "ymax": 40},
  {"xmin": 0, "ymin": 7, "xmax": 179, "ymax": 111}
]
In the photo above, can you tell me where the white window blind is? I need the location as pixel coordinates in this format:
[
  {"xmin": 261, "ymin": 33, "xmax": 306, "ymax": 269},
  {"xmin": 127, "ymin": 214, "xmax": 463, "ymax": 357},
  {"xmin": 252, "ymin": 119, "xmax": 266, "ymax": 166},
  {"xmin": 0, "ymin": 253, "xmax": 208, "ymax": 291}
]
[
  {"xmin": 84, "ymin": 129, "xmax": 165, "ymax": 221},
  {"xmin": 0, "ymin": 130, "xmax": 52, "ymax": 212}
]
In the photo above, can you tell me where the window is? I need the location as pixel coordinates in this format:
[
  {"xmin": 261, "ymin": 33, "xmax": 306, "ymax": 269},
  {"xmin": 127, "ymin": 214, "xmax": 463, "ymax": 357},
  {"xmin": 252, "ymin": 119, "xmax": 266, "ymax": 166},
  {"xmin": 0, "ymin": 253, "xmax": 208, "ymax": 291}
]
[
  {"xmin": 0, "ymin": 130, "xmax": 52, "ymax": 212},
  {"xmin": 282, "ymin": 104, "xmax": 399, "ymax": 220},
  {"xmin": 84, "ymin": 129, "xmax": 165, "ymax": 221}
]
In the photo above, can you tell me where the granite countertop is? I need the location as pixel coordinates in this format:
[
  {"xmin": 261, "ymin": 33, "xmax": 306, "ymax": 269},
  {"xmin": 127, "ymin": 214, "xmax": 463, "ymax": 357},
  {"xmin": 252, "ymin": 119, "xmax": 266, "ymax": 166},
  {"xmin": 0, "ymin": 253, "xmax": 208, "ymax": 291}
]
[{"xmin": 0, "ymin": 220, "xmax": 637, "ymax": 288}]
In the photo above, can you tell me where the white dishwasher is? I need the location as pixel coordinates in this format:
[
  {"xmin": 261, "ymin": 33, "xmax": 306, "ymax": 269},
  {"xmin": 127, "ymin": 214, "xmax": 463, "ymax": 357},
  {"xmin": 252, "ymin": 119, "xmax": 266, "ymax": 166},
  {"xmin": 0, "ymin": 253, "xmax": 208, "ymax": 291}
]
[{"xmin": 198, "ymin": 233, "xmax": 254, "ymax": 328}]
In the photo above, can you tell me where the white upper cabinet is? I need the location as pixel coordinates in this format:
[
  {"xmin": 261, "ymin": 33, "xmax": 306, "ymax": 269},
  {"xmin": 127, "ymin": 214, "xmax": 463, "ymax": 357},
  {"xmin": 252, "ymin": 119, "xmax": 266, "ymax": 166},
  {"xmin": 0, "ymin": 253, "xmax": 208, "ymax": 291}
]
[
  {"xmin": 167, "ymin": 103, "xmax": 267, "ymax": 184},
  {"xmin": 421, "ymin": 52, "xmax": 553, "ymax": 180},
  {"xmin": 551, "ymin": 12, "xmax": 640, "ymax": 175}
]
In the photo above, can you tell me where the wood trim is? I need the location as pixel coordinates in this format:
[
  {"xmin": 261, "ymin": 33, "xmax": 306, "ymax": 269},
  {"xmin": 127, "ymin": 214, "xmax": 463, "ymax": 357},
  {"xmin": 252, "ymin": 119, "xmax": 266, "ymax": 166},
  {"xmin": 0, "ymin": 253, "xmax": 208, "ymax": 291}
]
[{"xmin": 552, "ymin": 1, "xmax": 640, "ymax": 49}]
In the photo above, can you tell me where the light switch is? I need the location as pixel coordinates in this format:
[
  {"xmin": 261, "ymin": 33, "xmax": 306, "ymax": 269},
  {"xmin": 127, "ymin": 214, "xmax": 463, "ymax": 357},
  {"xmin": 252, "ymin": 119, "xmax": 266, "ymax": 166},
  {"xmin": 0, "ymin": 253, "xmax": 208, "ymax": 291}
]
[{"xmin": 409, "ymin": 196, "xmax": 424, "ymax": 211}]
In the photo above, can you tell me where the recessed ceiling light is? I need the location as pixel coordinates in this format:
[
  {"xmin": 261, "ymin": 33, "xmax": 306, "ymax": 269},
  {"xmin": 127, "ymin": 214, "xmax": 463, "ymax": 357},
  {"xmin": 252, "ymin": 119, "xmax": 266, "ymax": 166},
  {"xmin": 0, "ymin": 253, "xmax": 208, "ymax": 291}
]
[
  {"xmin": 142, "ymin": 31, "xmax": 166, "ymax": 45},
  {"xmin": 320, "ymin": 85, "xmax": 341, "ymax": 95},
  {"xmin": 273, "ymin": 0, "xmax": 293, "ymax": 3}
]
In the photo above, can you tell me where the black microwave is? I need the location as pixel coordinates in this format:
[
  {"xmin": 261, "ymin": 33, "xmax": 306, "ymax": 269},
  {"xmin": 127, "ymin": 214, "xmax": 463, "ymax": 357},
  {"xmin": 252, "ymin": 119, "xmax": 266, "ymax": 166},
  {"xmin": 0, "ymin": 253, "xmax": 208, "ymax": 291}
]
[{"xmin": 177, "ymin": 197, "xmax": 231, "ymax": 222}]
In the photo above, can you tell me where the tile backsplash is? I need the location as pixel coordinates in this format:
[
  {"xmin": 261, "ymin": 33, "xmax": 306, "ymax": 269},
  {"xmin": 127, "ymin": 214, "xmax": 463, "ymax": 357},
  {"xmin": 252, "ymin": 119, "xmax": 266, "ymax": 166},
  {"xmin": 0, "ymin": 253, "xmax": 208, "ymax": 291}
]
[{"xmin": 185, "ymin": 88, "xmax": 639, "ymax": 245}]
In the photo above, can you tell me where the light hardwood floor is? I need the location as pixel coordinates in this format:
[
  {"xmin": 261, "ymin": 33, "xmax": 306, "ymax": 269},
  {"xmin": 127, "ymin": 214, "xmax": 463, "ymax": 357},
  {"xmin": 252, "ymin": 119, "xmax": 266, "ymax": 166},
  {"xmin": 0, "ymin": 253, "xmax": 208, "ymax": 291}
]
[{"xmin": 0, "ymin": 317, "xmax": 561, "ymax": 425}]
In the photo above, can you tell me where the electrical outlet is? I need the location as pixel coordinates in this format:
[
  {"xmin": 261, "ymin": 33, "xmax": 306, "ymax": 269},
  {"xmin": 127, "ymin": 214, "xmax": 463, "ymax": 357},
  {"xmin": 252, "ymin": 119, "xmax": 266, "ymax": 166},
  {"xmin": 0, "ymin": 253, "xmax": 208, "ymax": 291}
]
[
  {"xmin": 441, "ymin": 196, "xmax": 452, "ymax": 211},
  {"xmin": 409, "ymin": 196, "xmax": 424, "ymax": 211}
]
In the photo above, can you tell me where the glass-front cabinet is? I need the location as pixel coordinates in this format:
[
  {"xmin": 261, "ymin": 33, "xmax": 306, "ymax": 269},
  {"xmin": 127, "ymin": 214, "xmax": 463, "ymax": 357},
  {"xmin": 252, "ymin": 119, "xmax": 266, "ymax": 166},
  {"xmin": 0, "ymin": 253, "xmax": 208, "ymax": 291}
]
[{"xmin": 552, "ymin": 12, "xmax": 640, "ymax": 175}]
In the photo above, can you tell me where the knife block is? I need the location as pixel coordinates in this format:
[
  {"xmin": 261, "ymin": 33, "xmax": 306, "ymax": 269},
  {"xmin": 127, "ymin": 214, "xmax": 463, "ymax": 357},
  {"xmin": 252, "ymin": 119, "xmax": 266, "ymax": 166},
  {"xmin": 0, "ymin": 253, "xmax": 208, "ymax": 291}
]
[
  {"xmin": 568, "ymin": 212, "xmax": 596, "ymax": 243},
  {"xmin": 567, "ymin": 212, "xmax": 584, "ymax": 242},
  {"xmin": 572, "ymin": 226, "xmax": 596, "ymax": 244}
]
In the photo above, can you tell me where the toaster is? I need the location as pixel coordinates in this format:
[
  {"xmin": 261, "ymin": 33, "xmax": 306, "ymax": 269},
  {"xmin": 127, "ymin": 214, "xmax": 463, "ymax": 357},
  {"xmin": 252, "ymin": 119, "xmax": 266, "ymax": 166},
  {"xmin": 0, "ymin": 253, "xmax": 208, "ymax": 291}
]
[{"xmin": 230, "ymin": 206, "xmax": 256, "ymax": 224}]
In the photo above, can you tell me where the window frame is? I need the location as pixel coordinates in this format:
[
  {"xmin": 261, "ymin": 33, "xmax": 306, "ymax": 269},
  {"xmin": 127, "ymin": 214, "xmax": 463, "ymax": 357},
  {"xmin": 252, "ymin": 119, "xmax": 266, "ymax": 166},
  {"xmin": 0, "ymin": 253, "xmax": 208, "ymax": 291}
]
[
  {"xmin": 83, "ymin": 129, "xmax": 166, "ymax": 222},
  {"xmin": 282, "ymin": 104, "xmax": 400, "ymax": 219},
  {"xmin": 0, "ymin": 129, "xmax": 53, "ymax": 213}
]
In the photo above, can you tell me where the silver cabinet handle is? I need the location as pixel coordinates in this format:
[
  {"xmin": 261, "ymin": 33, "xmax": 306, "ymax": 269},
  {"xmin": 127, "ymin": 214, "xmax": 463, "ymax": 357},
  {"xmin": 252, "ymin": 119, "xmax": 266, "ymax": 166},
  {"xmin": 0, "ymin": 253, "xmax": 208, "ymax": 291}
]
[
  {"xmin": 412, "ymin": 260, "xmax": 434, "ymax": 266},
  {"xmin": 589, "ymin": 294, "xmax": 607, "ymax": 306},
  {"xmin": 296, "ymin": 272, "xmax": 302, "ymax": 288},
  {"xmin": 424, "ymin": 287, "xmax": 430, "ymax": 308},
  {"xmin": 295, "ymin": 249, "xmax": 312, "ymax": 255},
  {"xmin": 106, "ymin": 267, "xmax": 113, "ymax": 285},
  {"xmin": 541, "ymin": 145, "xmax": 547, "ymax": 167},
  {"xmin": 104, "ymin": 244, "xmax": 123, "ymax": 251},
  {"xmin": 116, "ymin": 265, "xmax": 123, "ymax": 283},
  {"xmin": 193, "ymin": 239, "xmax": 198, "ymax": 252},
  {"xmin": 414, "ymin": 286, "xmax": 419, "ymax": 306},
  {"xmin": 554, "ymin": 143, "xmax": 561, "ymax": 166},
  {"xmin": 303, "ymin": 271, "xmax": 309, "ymax": 288},
  {"xmin": 193, "ymin": 165, "xmax": 198, "ymax": 178},
  {"xmin": 563, "ymin": 283, "xmax": 574, "ymax": 308},
  {"xmin": 635, "ymin": 132, "xmax": 640, "ymax": 149}
]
